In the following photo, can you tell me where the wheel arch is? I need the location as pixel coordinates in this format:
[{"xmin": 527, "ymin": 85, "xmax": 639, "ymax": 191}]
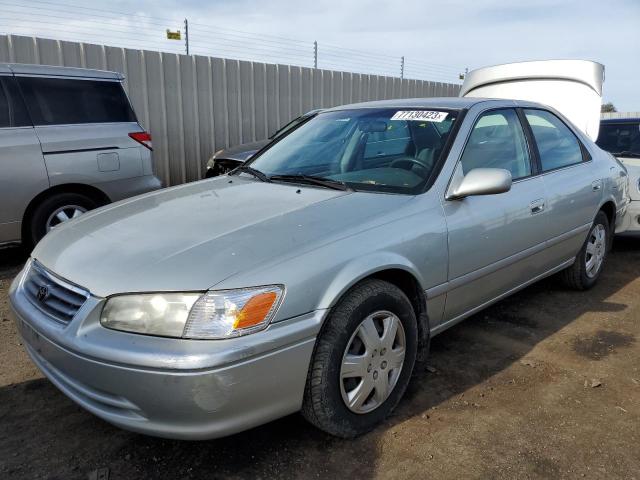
[
  {"xmin": 21, "ymin": 183, "xmax": 111, "ymax": 242},
  {"xmin": 598, "ymin": 199, "xmax": 616, "ymax": 227},
  {"xmin": 598, "ymin": 199, "xmax": 617, "ymax": 249},
  {"xmin": 318, "ymin": 256, "xmax": 430, "ymax": 361}
]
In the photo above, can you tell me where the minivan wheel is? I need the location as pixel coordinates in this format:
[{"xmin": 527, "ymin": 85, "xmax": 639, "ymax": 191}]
[
  {"xmin": 302, "ymin": 279, "xmax": 418, "ymax": 438},
  {"xmin": 29, "ymin": 193, "xmax": 97, "ymax": 246},
  {"xmin": 559, "ymin": 211, "xmax": 610, "ymax": 290}
]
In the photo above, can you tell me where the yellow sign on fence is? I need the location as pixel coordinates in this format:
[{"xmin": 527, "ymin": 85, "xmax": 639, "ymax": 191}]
[{"xmin": 166, "ymin": 29, "xmax": 181, "ymax": 40}]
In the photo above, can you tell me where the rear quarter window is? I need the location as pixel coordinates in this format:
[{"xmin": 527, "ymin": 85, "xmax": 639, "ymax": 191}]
[{"xmin": 17, "ymin": 76, "xmax": 136, "ymax": 126}]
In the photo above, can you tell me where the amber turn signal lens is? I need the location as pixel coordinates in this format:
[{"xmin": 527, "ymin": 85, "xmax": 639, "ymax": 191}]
[{"xmin": 233, "ymin": 291, "xmax": 278, "ymax": 329}]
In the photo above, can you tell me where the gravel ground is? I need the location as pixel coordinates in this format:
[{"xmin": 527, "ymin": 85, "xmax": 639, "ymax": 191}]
[{"xmin": 0, "ymin": 240, "xmax": 638, "ymax": 480}]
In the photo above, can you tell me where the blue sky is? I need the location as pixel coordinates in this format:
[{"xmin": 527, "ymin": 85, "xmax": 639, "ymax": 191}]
[{"xmin": 5, "ymin": 0, "xmax": 640, "ymax": 110}]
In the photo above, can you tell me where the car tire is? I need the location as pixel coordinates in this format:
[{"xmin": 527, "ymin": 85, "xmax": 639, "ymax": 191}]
[
  {"xmin": 29, "ymin": 192, "xmax": 97, "ymax": 246},
  {"xmin": 302, "ymin": 278, "xmax": 418, "ymax": 438},
  {"xmin": 559, "ymin": 210, "xmax": 610, "ymax": 290}
]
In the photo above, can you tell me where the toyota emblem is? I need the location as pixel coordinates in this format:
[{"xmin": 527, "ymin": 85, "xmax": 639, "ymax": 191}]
[{"xmin": 36, "ymin": 285, "xmax": 50, "ymax": 302}]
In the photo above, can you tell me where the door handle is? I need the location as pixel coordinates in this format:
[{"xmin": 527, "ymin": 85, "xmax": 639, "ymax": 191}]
[
  {"xmin": 592, "ymin": 180, "xmax": 602, "ymax": 191},
  {"xmin": 530, "ymin": 198, "xmax": 545, "ymax": 215}
]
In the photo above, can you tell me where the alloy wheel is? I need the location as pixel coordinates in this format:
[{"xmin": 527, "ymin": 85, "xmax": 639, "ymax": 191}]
[{"xmin": 45, "ymin": 205, "xmax": 87, "ymax": 232}]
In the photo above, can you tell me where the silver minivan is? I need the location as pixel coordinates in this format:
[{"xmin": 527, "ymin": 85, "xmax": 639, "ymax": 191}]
[{"xmin": 0, "ymin": 63, "xmax": 162, "ymax": 246}]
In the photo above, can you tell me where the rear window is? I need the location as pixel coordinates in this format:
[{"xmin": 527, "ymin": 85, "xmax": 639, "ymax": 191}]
[{"xmin": 17, "ymin": 76, "xmax": 136, "ymax": 126}]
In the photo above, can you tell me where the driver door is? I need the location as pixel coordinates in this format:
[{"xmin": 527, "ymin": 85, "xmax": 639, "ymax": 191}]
[{"xmin": 440, "ymin": 108, "xmax": 550, "ymax": 324}]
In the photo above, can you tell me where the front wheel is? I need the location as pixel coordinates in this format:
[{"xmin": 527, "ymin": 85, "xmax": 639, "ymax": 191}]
[
  {"xmin": 302, "ymin": 279, "xmax": 418, "ymax": 438},
  {"xmin": 559, "ymin": 210, "xmax": 610, "ymax": 290}
]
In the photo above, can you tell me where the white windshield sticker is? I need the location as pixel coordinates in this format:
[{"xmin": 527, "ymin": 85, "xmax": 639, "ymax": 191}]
[{"xmin": 390, "ymin": 110, "xmax": 448, "ymax": 122}]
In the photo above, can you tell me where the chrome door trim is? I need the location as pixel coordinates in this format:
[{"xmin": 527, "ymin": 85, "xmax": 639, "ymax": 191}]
[
  {"xmin": 546, "ymin": 223, "xmax": 591, "ymax": 248},
  {"xmin": 425, "ymin": 223, "xmax": 591, "ymax": 299},
  {"xmin": 426, "ymin": 240, "xmax": 547, "ymax": 298}
]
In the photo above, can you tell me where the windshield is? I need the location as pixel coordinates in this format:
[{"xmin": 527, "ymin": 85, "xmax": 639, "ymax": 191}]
[
  {"xmin": 250, "ymin": 108, "xmax": 459, "ymax": 194},
  {"xmin": 596, "ymin": 122, "xmax": 640, "ymax": 157}
]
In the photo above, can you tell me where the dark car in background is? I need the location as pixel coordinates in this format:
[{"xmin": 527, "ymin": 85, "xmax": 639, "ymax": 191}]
[
  {"xmin": 596, "ymin": 118, "xmax": 640, "ymax": 234},
  {"xmin": 204, "ymin": 109, "xmax": 321, "ymax": 177}
]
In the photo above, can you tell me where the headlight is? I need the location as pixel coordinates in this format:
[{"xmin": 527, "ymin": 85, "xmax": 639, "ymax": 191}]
[
  {"xmin": 101, "ymin": 286, "xmax": 284, "ymax": 339},
  {"xmin": 206, "ymin": 149, "xmax": 224, "ymax": 169}
]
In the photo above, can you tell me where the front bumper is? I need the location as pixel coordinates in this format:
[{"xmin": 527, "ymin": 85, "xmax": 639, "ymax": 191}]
[
  {"xmin": 617, "ymin": 199, "xmax": 640, "ymax": 234},
  {"xmin": 9, "ymin": 268, "xmax": 324, "ymax": 440}
]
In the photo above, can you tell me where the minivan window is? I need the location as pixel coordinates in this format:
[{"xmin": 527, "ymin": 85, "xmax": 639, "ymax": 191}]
[
  {"xmin": 0, "ymin": 80, "xmax": 9, "ymax": 128},
  {"xmin": 524, "ymin": 109, "xmax": 584, "ymax": 171},
  {"xmin": 596, "ymin": 122, "xmax": 640, "ymax": 156},
  {"xmin": 0, "ymin": 77, "xmax": 31, "ymax": 127},
  {"xmin": 18, "ymin": 77, "xmax": 136, "ymax": 126},
  {"xmin": 460, "ymin": 109, "xmax": 532, "ymax": 180},
  {"xmin": 248, "ymin": 108, "xmax": 459, "ymax": 194}
]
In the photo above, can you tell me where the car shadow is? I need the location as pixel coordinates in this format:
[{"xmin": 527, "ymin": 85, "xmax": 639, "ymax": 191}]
[
  {"xmin": 0, "ymin": 238, "xmax": 638, "ymax": 479},
  {"xmin": 0, "ymin": 245, "xmax": 28, "ymax": 280}
]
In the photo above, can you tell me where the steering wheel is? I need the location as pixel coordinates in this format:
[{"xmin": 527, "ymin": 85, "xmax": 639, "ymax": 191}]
[{"xmin": 390, "ymin": 157, "xmax": 428, "ymax": 171}]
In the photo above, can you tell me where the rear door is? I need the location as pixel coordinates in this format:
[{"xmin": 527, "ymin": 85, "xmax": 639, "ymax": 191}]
[
  {"xmin": 523, "ymin": 108, "xmax": 602, "ymax": 262},
  {"xmin": 0, "ymin": 73, "xmax": 48, "ymax": 243},
  {"xmin": 16, "ymin": 75, "xmax": 146, "ymax": 188},
  {"xmin": 460, "ymin": 60, "xmax": 604, "ymax": 141}
]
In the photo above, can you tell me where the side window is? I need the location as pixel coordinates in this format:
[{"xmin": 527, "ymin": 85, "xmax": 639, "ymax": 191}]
[
  {"xmin": 0, "ymin": 77, "xmax": 31, "ymax": 127},
  {"xmin": 0, "ymin": 80, "xmax": 9, "ymax": 128},
  {"xmin": 524, "ymin": 109, "xmax": 584, "ymax": 171},
  {"xmin": 17, "ymin": 76, "xmax": 136, "ymax": 126},
  {"xmin": 364, "ymin": 121, "xmax": 411, "ymax": 159},
  {"xmin": 459, "ymin": 108, "xmax": 532, "ymax": 180}
]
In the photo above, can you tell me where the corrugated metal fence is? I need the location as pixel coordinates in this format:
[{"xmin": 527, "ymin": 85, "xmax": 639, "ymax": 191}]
[
  {"xmin": 0, "ymin": 34, "xmax": 460, "ymax": 186},
  {"xmin": 601, "ymin": 112, "xmax": 640, "ymax": 120}
]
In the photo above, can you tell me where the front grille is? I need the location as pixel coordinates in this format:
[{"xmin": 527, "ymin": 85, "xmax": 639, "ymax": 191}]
[{"xmin": 22, "ymin": 261, "xmax": 89, "ymax": 324}]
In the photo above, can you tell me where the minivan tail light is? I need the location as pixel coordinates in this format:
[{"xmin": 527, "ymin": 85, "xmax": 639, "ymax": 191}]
[{"xmin": 129, "ymin": 131, "xmax": 153, "ymax": 150}]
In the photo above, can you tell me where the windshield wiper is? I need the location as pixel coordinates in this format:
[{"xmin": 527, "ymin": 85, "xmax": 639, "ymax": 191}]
[
  {"xmin": 231, "ymin": 165, "xmax": 271, "ymax": 182},
  {"xmin": 269, "ymin": 174, "xmax": 352, "ymax": 191},
  {"xmin": 611, "ymin": 151, "xmax": 640, "ymax": 159}
]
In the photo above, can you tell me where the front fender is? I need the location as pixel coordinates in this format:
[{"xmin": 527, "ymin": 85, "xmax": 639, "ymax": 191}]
[{"xmin": 317, "ymin": 251, "xmax": 426, "ymax": 309}]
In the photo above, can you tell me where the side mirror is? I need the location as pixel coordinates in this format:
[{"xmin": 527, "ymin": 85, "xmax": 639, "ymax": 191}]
[{"xmin": 447, "ymin": 168, "xmax": 512, "ymax": 200}]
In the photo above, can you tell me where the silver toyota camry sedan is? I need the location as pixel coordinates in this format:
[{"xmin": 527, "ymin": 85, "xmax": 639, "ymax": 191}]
[{"xmin": 9, "ymin": 96, "xmax": 627, "ymax": 440}]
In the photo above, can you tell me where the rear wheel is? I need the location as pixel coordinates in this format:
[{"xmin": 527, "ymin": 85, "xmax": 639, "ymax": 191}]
[
  {"xmin": 302, "ymin": 279, "xmax": 418, "ymax": 438},
  {"xmin": 29, "ymin": 192, "xmax": 97, "ymax": 246},
  {"xmin": 559, "ymin": 211, "xmax": 610, "ymax": 290}
]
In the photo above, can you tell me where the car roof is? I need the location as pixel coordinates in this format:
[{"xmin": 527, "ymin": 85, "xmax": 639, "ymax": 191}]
[
  {"xmin": 0, "ymin": 62, "xmax": 123, "ymax": 81},
  {"xmin": 600, "ymin": 118, "xmax": 640, "ymax": 124},
  {"xmin": 324, "ymin": 96, "xmax": 546, "ymax": 111}
]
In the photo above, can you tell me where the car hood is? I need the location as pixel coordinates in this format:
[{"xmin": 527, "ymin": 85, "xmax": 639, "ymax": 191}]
[
  {"xmin": 33, "ymin": 177, "xmax": 410, "ymax": 297},
  {"xmin": 218, "ymin": 140, "xmax": 270, "ymax": 161}
]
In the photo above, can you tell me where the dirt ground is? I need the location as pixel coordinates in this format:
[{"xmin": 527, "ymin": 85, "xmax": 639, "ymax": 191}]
[{"xmin": 0, "ymin": 240, "xmax": 639, "ymax": 480}]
